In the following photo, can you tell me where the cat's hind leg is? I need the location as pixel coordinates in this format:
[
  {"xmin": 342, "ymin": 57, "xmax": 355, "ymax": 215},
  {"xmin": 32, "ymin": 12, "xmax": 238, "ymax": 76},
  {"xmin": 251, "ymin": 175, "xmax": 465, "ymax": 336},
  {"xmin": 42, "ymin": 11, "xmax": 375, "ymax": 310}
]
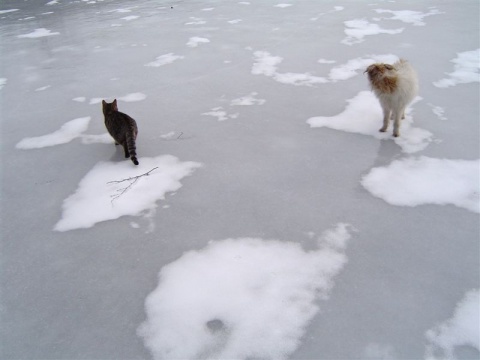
[{"xmin": 123, "ymin": 144, "xmax": 130, "ymax": 158}]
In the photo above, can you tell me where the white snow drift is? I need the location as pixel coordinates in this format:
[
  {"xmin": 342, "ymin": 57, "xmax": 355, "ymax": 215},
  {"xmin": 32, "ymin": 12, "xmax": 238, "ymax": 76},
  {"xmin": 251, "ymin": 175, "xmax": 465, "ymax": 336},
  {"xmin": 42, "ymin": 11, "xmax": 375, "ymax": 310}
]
[
  {"xmin": 425, "ymin": 289, "xmax": 480, "ymax": 359},
  {"xmin": 361, "ymin": 157, "xmax": 480, "ymax": 213},
  {"xmin": 54, "ymin": 155, "xmax": 202, "ymax": 231},
  {"xmin": 307, "ymin": 91, "xmax": 432, "ymax": 154},
  {"xmin": 138, "ymin": 223, "xmax": 353, "ymax": 360}
]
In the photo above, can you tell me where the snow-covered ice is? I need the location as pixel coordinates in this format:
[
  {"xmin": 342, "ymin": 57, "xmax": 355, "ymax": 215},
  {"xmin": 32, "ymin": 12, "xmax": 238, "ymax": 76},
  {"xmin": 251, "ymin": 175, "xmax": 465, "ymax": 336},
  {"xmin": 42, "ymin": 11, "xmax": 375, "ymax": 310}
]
[
  {"xmin": 1, "ymin": 1, "xmax": 479, "ymax": 359},
  {"xmin": 139, "ymin": 223, "xmax": 353, "ymax": 360},
  {"xmin": 361, "ymin": 157, "xmax": 480, "ymax": 213}
]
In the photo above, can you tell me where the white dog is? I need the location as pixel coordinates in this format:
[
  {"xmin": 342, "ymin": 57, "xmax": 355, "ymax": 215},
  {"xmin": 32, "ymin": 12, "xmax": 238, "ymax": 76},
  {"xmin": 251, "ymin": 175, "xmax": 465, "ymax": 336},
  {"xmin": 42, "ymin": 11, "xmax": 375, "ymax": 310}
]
[{"xmin": 365, "ymin": 59, "xmax": 419, "ymax": 137}]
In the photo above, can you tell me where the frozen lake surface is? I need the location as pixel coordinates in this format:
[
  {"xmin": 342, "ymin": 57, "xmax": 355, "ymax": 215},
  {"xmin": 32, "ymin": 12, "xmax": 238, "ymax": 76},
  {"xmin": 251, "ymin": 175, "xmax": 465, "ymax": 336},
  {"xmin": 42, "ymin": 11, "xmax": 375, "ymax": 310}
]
[{"xmin": 1, "ymin": 0, "xmax": 479, "ymax": 359}]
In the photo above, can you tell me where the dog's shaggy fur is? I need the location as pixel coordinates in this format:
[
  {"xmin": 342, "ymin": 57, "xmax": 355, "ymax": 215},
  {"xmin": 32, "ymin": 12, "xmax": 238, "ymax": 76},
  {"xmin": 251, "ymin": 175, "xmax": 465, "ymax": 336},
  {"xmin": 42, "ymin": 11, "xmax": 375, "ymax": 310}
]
[{"xmin": 365, "ymin": 59, "xmax": 419, "ymax": 137}]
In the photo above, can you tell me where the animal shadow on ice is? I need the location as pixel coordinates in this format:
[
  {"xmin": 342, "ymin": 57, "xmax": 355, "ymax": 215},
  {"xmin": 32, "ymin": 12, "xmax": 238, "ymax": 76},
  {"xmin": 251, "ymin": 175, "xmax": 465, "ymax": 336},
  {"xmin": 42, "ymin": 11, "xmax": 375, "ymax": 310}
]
[{"xmin": 372, "ymin": 139, "xmax": 402, "ymax": 169}]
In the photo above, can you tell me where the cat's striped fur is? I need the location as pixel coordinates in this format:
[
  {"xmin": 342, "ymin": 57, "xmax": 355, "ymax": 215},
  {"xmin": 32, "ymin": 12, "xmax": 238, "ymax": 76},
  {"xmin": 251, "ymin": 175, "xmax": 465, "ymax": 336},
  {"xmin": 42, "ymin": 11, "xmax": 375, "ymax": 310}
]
[{"xmin": 102, "ymin": 99, "xmax": 139, "ymax": 165}]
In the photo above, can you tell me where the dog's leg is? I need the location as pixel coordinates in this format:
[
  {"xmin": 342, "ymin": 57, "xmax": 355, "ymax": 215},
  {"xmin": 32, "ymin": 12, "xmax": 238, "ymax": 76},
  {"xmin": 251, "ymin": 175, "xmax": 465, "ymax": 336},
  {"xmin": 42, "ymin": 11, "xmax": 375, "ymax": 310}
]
[
  {"xmin": 393, "ymin": 111, "xmax": 402, "ymax": 137},
  {"xmin": 379, "ymin": 108, "xmax": 391, "ymax": 133}
]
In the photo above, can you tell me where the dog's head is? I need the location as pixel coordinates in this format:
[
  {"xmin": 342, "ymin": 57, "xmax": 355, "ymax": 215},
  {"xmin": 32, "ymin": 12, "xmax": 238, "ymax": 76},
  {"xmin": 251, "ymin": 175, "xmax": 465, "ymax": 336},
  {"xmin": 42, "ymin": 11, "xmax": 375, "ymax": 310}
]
[{"xmin": 364, "ymin": 63, "xmax": 395, "ymax": 81}]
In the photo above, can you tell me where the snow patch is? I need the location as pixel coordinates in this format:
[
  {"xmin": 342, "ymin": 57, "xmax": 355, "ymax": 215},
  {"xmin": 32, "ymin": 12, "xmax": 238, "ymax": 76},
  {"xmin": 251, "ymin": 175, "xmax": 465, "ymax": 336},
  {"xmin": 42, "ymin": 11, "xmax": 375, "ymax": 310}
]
[
  {"xmin": 145, "ymin": 53, "xmax": 184, "ymax": 67},
  {"xmin": 54, "ymin": 155, "xmax": 202, "ymax": 231},
  {"xmin": 18, "ymin": 28, "xmax": 60, "ymax": 38},
  {"xmin": 425, "ymin": 289, "xmax": 480, "ymax": 359},
  {"xmin": 73, "ymin": 97, "xmax": 86, "ymax": 102},
  {"xmin": 80, "ymin": 133, "xmax": 112, "ymax": 145},
  {"xmin": 187, "ymin": 37, "xmax": 210, "ymax": 48},
  {"xmin": 118, "ymin": 92, "xmax": 146, "ymax": 102},
  {"xmin": 121, "ymin": 15, "xmax": 139, "ymax": 21},
  {"xmin": 138, "ymin": 223, "xmax": 353, "ymax": 359},
  {"xmin": 16, "ymin": 117, "xmax": 91, "ymax": 149},
  {"xmin": 0, "ymin": 9, "xmax": 19, "ymax": 14},
  {"xmin": 185, "ymin": 17, "xmax": 206, "ymax": 25},
  {"xmin": 307, "ymin": 91, "xmax": 432, "ymax": 153},
  {"xmin": 433, "ymin": 49, "xmax": 480, "ymax": 88},
  {"xmin": 318, "ymin": 58, "xmax": 336, "ymax": 64},
  {"xmin": 361, "ymin": 157, "xmax": 480, "ymax": 213},
  {"xmin": 109, "ymin": 8, "xmax": 132, "ymax": 13},
  {"xmin": 374, "ymin": 8, "xmax": 443, "ymax": 26},
  {"xmin": 0, "ymin": 78, "xmax": 7, "ymax": 90},
  {"xmin": 328, "ymin": 54, "xmax": 399, "ymax": 81},
  {"xmin": 230, "ymin": 92, "xmax": 266, "ymax": 106},
  {"xmin": 252, "ymin": 51, "xmax": 328, "ymax": 86},
  {"xmin": 428, "ymin": 104, "xmax": 448, "ymax": 121},
  {"xmin": 89, "ymin": 92, "xmax": 146, "ymax": 104},
  {"xmin": 275, "ymin": 4, "xmax": 293, "ymax": 8},
  {"xmin": 203, "ymin": 107, "xmax": 239, "ymax": 122},
  {"xmin": 341, "ymin": 19, "xmax": 403, "ymax": 45},
  {"xmin": 34, "ymin": 85, "xmax": 51, "ymax": 91}
]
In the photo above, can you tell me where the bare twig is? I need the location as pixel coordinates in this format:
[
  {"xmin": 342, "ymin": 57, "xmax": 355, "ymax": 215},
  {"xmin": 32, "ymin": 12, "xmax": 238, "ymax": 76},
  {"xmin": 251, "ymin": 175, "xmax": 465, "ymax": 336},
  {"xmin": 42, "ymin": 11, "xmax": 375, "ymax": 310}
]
[
  {"xmin": 107, "ymin": 167, "xmax": 158, "ymax": 184},
  {"xmin": 177, "ymin": 131, "xmax": 184, "ymax": 139},
  {"xmin": 108, "ymin": 167, "xmax": 159, "ymax": 203}
]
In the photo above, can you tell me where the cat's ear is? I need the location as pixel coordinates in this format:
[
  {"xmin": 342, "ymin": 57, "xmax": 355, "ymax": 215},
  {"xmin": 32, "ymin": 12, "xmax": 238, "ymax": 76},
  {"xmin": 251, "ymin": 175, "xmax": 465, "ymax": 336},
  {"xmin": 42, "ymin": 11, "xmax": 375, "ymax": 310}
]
[
  {"xmin": 112, "ymin": 99, "xmax": 118, "ymax": 111},
  {"xmin": 102, "ymin": 100, "xmax": 107, "ymax": 107}
]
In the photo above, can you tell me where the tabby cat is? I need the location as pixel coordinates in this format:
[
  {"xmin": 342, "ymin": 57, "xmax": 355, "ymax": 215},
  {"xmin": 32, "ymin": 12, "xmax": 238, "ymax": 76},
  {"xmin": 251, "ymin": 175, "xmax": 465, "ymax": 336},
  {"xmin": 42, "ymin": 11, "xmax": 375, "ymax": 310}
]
[{"xmin": 102, "ymin": 99, "xmax": 139, "ymax": 165}]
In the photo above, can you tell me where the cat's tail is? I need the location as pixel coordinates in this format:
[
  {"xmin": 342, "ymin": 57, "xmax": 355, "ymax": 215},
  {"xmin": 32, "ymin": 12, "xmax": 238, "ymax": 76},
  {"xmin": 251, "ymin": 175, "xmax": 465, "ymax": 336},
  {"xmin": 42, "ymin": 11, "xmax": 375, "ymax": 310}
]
[{"xmin": 126, "ymin": 130, "xmax": 139, "ymax": 165}]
